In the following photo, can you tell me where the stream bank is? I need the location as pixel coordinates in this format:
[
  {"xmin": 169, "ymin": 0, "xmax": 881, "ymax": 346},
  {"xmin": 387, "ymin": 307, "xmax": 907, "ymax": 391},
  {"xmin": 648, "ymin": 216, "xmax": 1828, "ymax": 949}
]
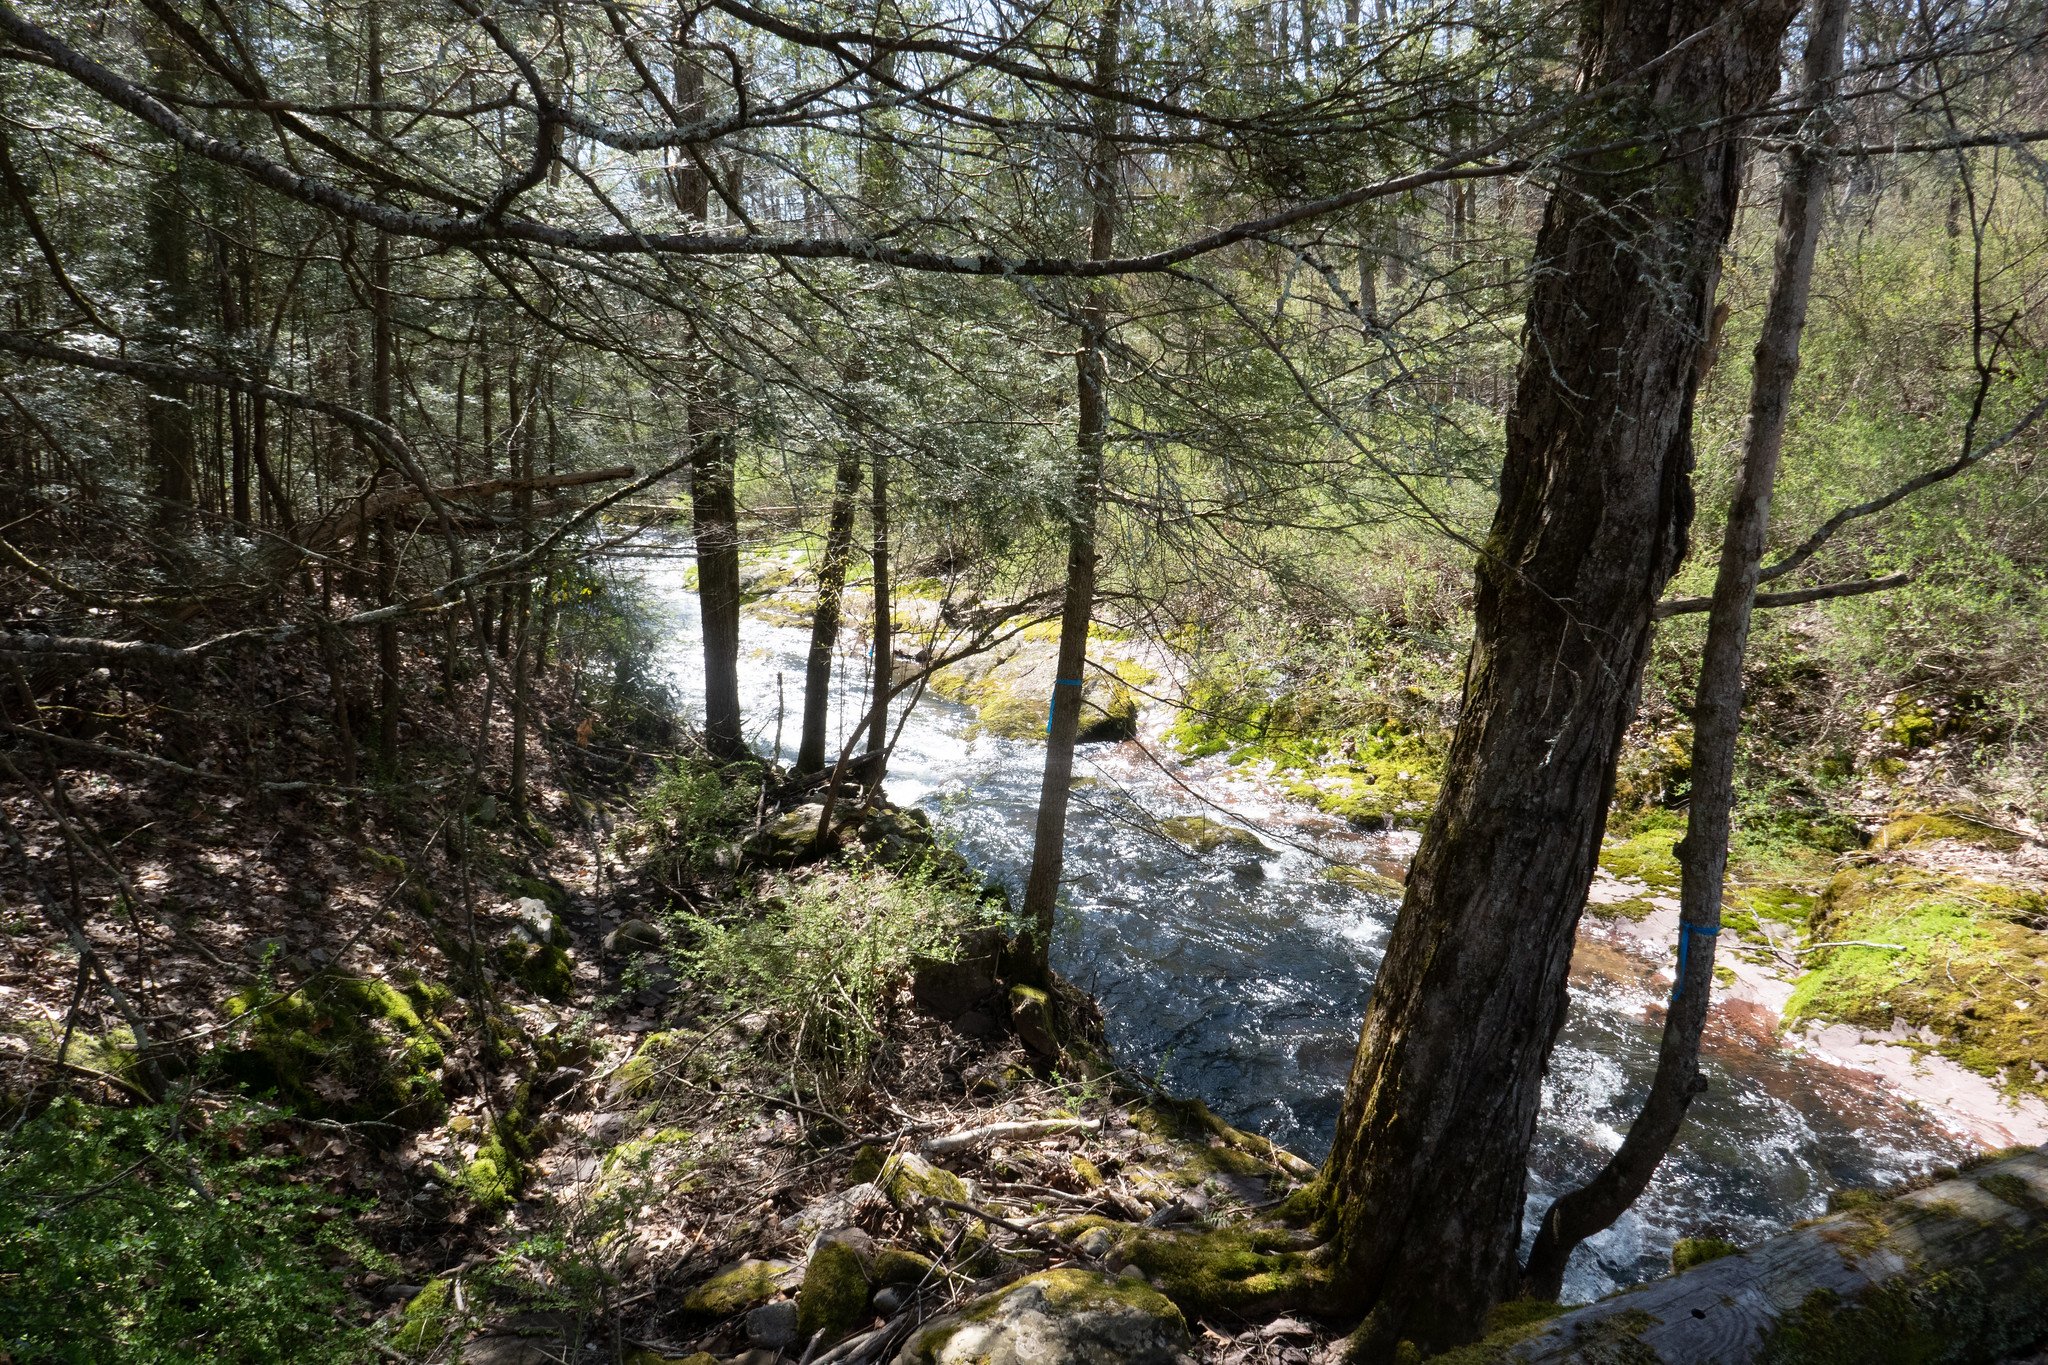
[{"xmin": 628, "ymin": 541, "xmax": 2048, "ymax": 1305}]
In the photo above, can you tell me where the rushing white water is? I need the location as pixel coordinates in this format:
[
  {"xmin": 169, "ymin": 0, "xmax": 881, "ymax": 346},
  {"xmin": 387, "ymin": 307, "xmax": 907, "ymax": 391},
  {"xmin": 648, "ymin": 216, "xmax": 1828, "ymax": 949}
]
[{"xmin": 629, "ymin": 544, "xmax": 1968, "ymax": 1303}]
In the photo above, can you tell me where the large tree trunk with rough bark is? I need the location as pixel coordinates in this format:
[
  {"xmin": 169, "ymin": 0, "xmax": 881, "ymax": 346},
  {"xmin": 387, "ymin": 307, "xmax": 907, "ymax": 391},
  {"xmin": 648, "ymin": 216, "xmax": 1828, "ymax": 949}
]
[
  {"xmin": 1519, "ymin": 0, "xmax": 1850, "ymax": 1301},
  {"xmin": 672, "ymin": 31, "xmax": 746, "ymax": 763},
  {"xmin": 1313, "ymin": 3, "xmax": 1798, "ymax": 1357},
  {"xmin": 1018, "ymin": 0, "xmax": 1122, "ymax": 981}
]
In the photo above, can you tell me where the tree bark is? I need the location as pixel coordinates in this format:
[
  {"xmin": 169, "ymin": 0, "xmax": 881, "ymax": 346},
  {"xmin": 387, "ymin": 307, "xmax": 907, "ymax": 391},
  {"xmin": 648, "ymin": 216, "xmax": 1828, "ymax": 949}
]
[
  {"xmin": 670, "ymin": 26, "xmax": 746, "ymax": 762},
  {"xmin": 1313, "ymin": 3, "xmax": 1798, "ymax": 1356},
  {"xmin": 367, "ymin": 0, "xmax": 402, "ymax": 772},
  {"xmin": 797, "ymin": 441, "xmax": 863, "ymax": 777},
  {"xmin": 866, "ymin": 444, "xmax": 892, "ymax": 771},
  {"xmin": 141, "ymin": 22, "xmax": 194, "ymax": 517},
  {"xmin": 1519, "ymin": 0, "xmax": 1850, "ymax": 1301},
  {"xmin": 1019, "ymin": 0, "xmax": 1123, "ymax": 980}
]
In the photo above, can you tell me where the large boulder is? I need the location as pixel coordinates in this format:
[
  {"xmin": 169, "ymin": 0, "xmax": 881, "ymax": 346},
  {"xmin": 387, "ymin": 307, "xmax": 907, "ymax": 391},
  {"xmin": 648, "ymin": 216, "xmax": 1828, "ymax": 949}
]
[{"xmin": 894, "ymin": 1269, "xmax": 1189, "ymax": 1365}]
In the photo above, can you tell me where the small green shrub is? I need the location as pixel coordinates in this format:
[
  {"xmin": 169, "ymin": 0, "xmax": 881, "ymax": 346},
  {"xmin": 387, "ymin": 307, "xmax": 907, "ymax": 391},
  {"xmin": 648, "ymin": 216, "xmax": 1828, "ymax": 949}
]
[
  {"xmin": 678, "ymin": 863, "xmax": 1006, "ymax": 1091},
  {"xmin": 633, "ymin": 758, "xmax": 761, "ymax": 882},
  {"xmin": 0, "ymin": 1098, "xmax": 370, "ymax": 1363}
]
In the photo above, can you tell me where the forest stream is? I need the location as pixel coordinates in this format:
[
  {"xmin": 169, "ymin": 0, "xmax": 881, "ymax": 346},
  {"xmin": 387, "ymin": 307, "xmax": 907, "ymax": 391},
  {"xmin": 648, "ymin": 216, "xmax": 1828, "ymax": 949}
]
[{"xmin": 632, "ymin": 545, "xmax": 1986, "ymax": 1306}]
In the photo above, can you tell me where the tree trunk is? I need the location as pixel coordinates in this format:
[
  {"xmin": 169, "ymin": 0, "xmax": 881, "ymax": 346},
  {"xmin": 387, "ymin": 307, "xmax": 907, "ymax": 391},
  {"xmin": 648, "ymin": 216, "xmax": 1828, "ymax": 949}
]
[
  {"xmin": 1019, "ymin": 0, "xmax": 1123, "ymax": 981},
  {"xmin": 142, "ymin": 25, "xmax": 194, "ymax": 517},
  {"xmin": 367, "ymin": 0, "xmax": 402, "ymax": 772},
  {"xmin": 797, "ymin": 441, "xmax": 863, "ymax": 777},
  {"xmin": 1519, "ymin": 0, "xmax": 1849, "ymax": 1301},
  {"xmin": 1313, "ymin": 3, "xmax": 1798, "ymax": 1356},
  {"xmin": 671, "ymin": 28, "xmax": 746, "ymax": 762},
  {"xmin": 866, "ymin": 444, "xmax": 891, "ymax": 770}
]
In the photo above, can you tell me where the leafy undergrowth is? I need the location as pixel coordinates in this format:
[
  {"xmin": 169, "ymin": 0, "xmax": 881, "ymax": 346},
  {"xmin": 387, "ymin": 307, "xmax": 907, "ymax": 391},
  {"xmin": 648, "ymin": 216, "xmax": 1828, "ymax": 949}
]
[
  {"xmin": 0, "ymin": 1098, "xmax": 379, "ymax": 1363},
  {"xmin": 0, "ymin": 561, "xmax": 696, "ymax": 1360}
]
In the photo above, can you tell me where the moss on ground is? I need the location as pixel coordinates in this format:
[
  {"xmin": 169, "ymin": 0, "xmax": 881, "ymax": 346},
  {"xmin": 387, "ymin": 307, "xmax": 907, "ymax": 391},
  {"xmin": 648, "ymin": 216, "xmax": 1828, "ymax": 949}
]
[
  {"xmin": 453, "ymin": 1080, "xmax": 538, "ymax": 1211},
  {"xmin": 504, "ymin": 941, "xmax": 573, "ymax": 1001},
  {"xmin": 391, "ymin": 1277, "xmax": 458, "ymax": 1353},
  {"xmin": 1594, "ymin": 809, "xmax": 1685, "ymax": 919},
  {"xmin": 611, "ymin": 1029, "xmax": 710, "ymax": 1099},
  {"xmin": 220, "ymin": 973, "xmax": 452, "ymax": 1125},
  {"xmin": 1785, "ymin": 864, "xmax": 2048, "ymax": 1096},
  {"xmin": 1115, "ymin": 1225, "xmax": 1326, "ymax": 1316},
  {"xmin": 1167, "ymin": 675, "xmax": 1446, "ymax": 829}
]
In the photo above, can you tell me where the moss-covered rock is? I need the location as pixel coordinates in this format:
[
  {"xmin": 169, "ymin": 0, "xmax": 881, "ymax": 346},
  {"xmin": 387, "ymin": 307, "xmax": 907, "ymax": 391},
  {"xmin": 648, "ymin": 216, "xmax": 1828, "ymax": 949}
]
[
  {"xmin": 1159, "ymin": 815, "xmax": 1269, "ymax": 856},
  {"xmin": 896, "ymin": 1269, "xmax": 1189, "ymax": 1365},
  {"xmin": 879, "ymin": 1152, "xmax": 991, "ymax": 1264},
  {"xmin": 4, "ymin": 1019, "xmax": 142, "ymax": 1091},
  {"xmin": 744, "ymin": 804, "xmax": 836, "ymax": 865},
  {"xmin": 1325, "ymin": 863, "xmax": 1405, "ymax": 897},
  {"xmin": 610, "ymin": 1029, "xmax": 711, "ymax": 1100},
  {"xmin": 219, "ymin": 973, "xmax": 452, "ymax": 1125},
  {"xmin": 797, "ymin": 1238, "xmax": 872, "ymax": 1346},
  {"xmin": 391, "ymin": 1277, "xmax": 459, "ymax": 1354},
  {"xmin": 879, "ymin": 1151, "xmax": 971, "ymax": 1208},
  {"xmin": 504, "ymin": 941, "xmax": 573, "ymax": 1001},
  {"xmin": 679, "ymin": 1259, "xmax": 800, "ymax": 1319},
  {"xmin": 870, "ymin": 1246, "xmax": 936, "ymax": 1288},
  {"xmin": 847, "ymin": 1143, "xmax": 887, "ymax": 1186},
  {"xmin": 452, "ymin": 1081, "xmax": 538, "ymax": 1211}
]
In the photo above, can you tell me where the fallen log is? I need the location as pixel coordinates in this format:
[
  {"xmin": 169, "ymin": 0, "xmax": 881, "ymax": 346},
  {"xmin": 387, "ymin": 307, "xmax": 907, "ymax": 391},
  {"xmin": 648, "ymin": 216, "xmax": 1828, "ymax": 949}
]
[{"xmin": 1494, "ymin": 1147, "xmax": 2048, "ymax": 1363}]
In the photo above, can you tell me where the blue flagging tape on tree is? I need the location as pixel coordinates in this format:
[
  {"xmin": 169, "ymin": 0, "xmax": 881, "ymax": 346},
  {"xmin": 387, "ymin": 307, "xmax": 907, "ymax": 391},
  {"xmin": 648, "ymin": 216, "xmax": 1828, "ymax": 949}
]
[
  {"xmin": 1670, "ymin": 921, "xmax": 1720, "ymax": 1002},
  {"xmin": 1046, "ymin": 677, "xmax": 1084, "ymax": 733}
]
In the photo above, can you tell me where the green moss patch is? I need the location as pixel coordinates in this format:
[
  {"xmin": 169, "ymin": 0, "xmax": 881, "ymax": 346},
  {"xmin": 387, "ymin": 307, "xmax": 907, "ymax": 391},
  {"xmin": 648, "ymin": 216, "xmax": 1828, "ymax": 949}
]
[
  {"xmin": 679, "ymin": 1260, "xmax": 799, "ymax": 1319},
  {"xmin": 1116, "ymin": 1226, "xmax": 1325, "ymax": 1315},
  {"xmin": 503, "ymin": 942, "xmax": 573, "ymax": 1001},
  {"xmin": 1167, "ymin": 674, "xmax": 1447, "ymax": 829},
  {"xmin": 392, "ymin": 1277, "xmax": 460, "ymax": 1354},
  {"xmin": 797, "ymin": 1239, "xmax": 871, "ymax": 1345},
  {"xmin": 1785, "ymin": 865, "xmax": 2048, "ymax": 1096},
  {"xmin": 451, "ymin": 1081, "xmax": 538, "ymax": 1212},
  {"xmin": 1670, "ymin": 1236, "xmax": 1740, "ymax": 1272},
  {"xmin": 219, "ymin": 974, "xmax": 452, "ymax": 1125},
  {"xmin": 1159, "ymin": 815, "xmax": 1269, "ymax": 856},
  {"xmin": 1875, "ymin": 806, "xmax": 2025, "ymax": 853}
]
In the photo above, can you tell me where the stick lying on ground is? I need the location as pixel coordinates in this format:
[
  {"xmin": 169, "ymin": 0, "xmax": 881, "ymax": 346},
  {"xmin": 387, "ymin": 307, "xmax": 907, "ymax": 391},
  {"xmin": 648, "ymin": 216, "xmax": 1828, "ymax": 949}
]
[{"xmin": 921, "ymin": 1118, "xmax": 1101, "ymax": 1154}]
